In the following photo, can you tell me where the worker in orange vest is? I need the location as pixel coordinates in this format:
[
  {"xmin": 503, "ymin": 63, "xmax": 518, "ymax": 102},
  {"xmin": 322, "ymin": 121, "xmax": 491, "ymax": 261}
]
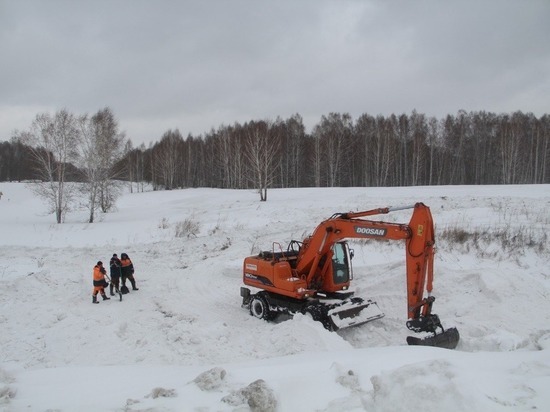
[
  {"xmin": 92, "ymin": 261, "xmax": 111, "ymax": 304},
  {"xmin": 120, "ymin": 253, "xmax": 139, "ymax": 291}
]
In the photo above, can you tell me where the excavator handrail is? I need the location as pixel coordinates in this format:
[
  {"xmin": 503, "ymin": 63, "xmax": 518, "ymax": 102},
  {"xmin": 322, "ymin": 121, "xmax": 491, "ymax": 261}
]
[
  {"xmin": 336, "ymin": 204, "xmax": 417, "ymax": 220},
  {"xmin": 387, "ymin": 204, "xmax": 416, "ymax": 212}
]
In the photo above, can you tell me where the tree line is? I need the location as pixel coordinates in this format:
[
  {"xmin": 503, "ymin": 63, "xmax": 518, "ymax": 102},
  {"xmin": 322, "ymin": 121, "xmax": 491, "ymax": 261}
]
[
  {"xmin": 1, "ymin": 109, "xmax": 549, "ymax": 210},
  {"xmin": 125, "ymin": 110, "xmax": 550, "ymax": 190}
]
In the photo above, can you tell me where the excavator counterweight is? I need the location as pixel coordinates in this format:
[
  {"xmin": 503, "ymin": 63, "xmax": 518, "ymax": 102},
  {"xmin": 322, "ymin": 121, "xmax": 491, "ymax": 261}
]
[{"xmin": 240, "ymin": 203, "xmax": 460, "ymax": 349}]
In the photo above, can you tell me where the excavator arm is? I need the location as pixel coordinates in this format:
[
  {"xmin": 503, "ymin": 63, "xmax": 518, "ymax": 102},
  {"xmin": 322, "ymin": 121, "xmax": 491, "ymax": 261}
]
[
  {"xmin": 295, "ymin": 203, "xmax": 434, "ymax": 319},
  {"xmin": 292, "ymin": 203, "xmax": 459, "ymax": 348}
]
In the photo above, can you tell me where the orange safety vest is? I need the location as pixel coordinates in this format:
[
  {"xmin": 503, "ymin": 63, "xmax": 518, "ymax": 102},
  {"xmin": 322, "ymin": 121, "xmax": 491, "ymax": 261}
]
[
  {"xmin": 120, "ymin": 258, "xmax": 132, "ymax": 268},
  {"xmin": 93, "ymin": 265, "xmax": 105, "ymax": 281}
]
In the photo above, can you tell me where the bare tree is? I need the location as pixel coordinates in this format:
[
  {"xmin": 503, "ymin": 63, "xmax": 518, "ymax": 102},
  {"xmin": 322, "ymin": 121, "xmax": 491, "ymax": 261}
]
[
  {"xmin": 312, "ymin": 113, "xmax": 353, "ymax": 187},
  {"xmin": 152, "ymin": 130, "xmax": 184, "ymax": 190},
  {"xmin": 123, "ymin": 140, "xmax": 135, "ymax": 193},
  {"xmin": 535, "ymin": 114, "xmax": 550, "ymax": 183},
  {"xmin": 312, "ymin": 126, "xmax": 322, "ymax": 187},
  {"xmin": 78, "ymin": 108, "xmax": 125, "ymax": 222},
  {"xmin": 409, "ymin": 110, "xmax": 427, "ymax": 185},
  {"xmin": 215, "ymin": 124, "xmax": 245, "ymax": 188},
  {"xmin": 244, "ymin": 120, "xmax": 280, "ymax": 201},
  {"xmin": 427, "ymin": 117, "xmax": 439, "ymax": 186},
  {"xmin": 19, "ymin": 110, "xmax": 81, "ymax": 223},
  {"xmin": 78, "ymin": 115, "xmax": 101, "ymax": 223},
  {"xmin": 120, "ymin": 141, "xmax": 147, "ymax": 193},
  {"xmin": 135, "ymin": 143, "xmax": 147, "ymax": 192},
  {"xmin": 283, "ymin": 114, "xmax": 306, "ymax": 188},
  {"xmin": 356, "ymin": 113, "xmax": 393, "ymax": 187}
]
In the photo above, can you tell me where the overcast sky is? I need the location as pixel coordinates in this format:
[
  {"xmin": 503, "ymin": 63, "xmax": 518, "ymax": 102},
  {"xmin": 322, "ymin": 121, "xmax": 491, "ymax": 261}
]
[{"xmin": 1, "ymin": 0, "xmax": 549, "ymax": 146}]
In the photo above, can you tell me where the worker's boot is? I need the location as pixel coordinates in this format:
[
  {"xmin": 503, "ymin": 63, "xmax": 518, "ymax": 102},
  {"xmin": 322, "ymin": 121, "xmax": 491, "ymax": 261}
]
[
  {"xmin": 93, "ymin": 295, "xmax": 99, "ymax": 304},
  {"xmin": 131, "ymin": 279, "xmax": 139, "ymax": 291},
  {"xmin": 101, "ymin": 293, "xmax": 110, "ymax": 301}
]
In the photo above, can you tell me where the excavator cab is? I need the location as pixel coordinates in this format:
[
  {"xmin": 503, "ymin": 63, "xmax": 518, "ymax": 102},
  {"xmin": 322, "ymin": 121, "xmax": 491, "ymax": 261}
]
[
  {"xmin": 320, "ymin": 242, "xmax": 353, "ymax": 291},
  {"xmin": 332, "ymin": 242, "xmax": 352, "ymax": 283}
]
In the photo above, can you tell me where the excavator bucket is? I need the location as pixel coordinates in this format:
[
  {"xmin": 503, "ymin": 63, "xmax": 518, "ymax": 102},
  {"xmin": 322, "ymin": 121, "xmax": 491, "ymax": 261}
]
[
  {"xmin": 406, "ymin": 327, "xmax": 460, "ymax": 350},
  {"xmin": 405, "ymin": 314, "xmax": 460, "ymax": 349},
  {"xmin": 326, "ymin": 298, "xmax": 385, "ymax": 331}
]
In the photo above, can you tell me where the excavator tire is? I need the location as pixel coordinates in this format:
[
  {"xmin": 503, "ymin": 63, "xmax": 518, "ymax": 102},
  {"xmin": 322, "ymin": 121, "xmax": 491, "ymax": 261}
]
[{"xmin": 249, "ymin": 295, "xmax": 273, "ymax": 321}]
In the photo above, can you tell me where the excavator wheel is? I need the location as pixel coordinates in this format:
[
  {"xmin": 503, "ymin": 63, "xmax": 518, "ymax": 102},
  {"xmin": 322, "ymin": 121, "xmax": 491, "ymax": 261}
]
[{"xmin": 249, "ymin": 295, "xmax": 273, "ymax": 321}]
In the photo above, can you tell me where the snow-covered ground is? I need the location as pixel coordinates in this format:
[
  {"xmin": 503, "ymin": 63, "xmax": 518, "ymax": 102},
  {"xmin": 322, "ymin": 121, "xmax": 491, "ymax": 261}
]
[{"xmin": 0, "ymin": 182, "xmax": 549, "ymax": 411}]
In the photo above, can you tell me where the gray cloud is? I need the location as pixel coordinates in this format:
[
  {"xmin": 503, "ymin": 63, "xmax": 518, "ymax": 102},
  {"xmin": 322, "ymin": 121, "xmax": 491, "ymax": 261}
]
[{"xmin": 1, "ymin": 0, "xmax": 549, "ymax": 145}]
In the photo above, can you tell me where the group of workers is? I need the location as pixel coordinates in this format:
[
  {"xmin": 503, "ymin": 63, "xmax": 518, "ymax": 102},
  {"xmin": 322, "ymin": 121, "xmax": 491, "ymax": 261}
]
[{"xmin": 92, "ymin": 253, "xmax": 139, "ymax": 304}]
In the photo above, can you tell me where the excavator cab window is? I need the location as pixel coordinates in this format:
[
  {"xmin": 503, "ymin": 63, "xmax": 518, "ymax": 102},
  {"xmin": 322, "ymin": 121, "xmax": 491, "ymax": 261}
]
[{"xmin": 332, "ymin": 242, "xmax": 351, "ymax": 284}]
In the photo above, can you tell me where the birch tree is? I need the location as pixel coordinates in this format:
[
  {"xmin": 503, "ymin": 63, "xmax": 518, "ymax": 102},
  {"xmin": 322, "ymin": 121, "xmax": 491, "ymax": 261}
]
[
  {"xmin": 245, "ymin": 120, "xmax": 280, "ymax": 201},
  {"xmin": 153, "ymin": 130, "xmax": 184, "ymax": 190},
  {"xmin": 19, "ymin": 110, "xmax": 81, "ymax": 223},
  {"xmin": 79, "ymin": 108, "xmax": 125, "ymax": 222},
  {"xmin": 313, "ymin": 113, "xmax": 352, "ymax": 187}
]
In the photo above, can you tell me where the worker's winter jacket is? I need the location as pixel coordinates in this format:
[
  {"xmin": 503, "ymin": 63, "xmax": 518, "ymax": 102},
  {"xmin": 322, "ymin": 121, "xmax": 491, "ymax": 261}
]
[
  {"xmin": 110, "ymin": 257, "xmax": 122, "ymax": 278},
  {"xmin": 93, "ymin": 264, "xmax": 107, "ymax": 287},
  {"xmin": 120, "ymin": 256, "xmax": 134, "ymax": 277}
]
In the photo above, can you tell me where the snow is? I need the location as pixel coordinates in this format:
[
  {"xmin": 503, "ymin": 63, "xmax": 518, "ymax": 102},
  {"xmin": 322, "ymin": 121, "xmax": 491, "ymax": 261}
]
[{"xmin": 0, "ymin": 182, "xmax": 549, "ymax": 411}]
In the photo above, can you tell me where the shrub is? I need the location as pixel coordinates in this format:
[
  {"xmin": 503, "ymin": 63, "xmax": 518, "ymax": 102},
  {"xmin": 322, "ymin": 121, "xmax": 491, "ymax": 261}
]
[
  {"xmin": 158, "ymin": 217, "xmax": 170, "ymax": 229},
  {"xmin": 175, "ymin": 218, "xmax": 200, "ymax": 238}
]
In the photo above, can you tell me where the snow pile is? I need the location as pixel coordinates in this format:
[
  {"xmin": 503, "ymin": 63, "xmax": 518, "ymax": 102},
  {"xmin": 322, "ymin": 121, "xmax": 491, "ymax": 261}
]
[{"xmin": 0, "ymin": 182, "xmax": 549, "ymax": 411}]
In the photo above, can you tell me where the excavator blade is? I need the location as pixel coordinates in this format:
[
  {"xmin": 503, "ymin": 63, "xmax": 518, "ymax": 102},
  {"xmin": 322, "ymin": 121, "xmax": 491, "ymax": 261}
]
[
  {"xmin": 327, "ymin": 299, "xmax": 385, "ymax": 331},
  {"xmin": 406, "ymin": 327, "xmax": 460, "ymax": 350}
]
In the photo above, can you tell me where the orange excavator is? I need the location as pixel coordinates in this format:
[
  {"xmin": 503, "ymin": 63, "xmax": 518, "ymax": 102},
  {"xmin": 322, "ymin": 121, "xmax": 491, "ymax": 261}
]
[{"xmin": 240, "ymin": 203, "xmax": 460, "ymax": 349}]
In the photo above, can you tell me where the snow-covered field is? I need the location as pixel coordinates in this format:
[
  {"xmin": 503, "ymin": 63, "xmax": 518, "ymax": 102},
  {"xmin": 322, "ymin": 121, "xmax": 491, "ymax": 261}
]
[{"xmin": 0, "ymin": 182, "xmax": 549, "ymax": 411}]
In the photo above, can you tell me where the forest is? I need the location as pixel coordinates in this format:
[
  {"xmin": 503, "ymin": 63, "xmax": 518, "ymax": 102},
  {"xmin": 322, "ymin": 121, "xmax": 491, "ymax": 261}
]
[{"xmin": 1, "ymin": 109, "xmax": 549, "ymax": 193}]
